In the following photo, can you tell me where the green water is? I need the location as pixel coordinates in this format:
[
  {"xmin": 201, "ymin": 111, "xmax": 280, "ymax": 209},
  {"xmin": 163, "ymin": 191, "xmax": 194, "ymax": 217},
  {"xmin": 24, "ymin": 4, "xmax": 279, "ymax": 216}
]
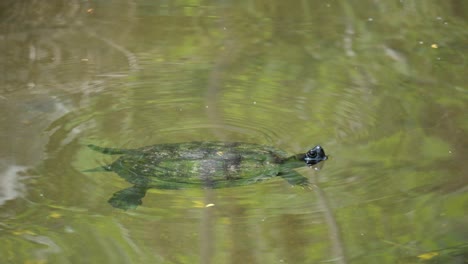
[{"xmin": 0, "ymin": 1, "xmax": 467, "ymax": 263}]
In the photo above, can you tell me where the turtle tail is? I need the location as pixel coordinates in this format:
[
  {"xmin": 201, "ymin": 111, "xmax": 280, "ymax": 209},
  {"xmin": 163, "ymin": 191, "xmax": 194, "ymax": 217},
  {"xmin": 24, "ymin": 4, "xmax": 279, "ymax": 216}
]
[
  {"xmin": 88, "ymin": 144, "xmax": 128, "ymax": 155},
  {"xmin": 82, "ymin": 165, "xmax": 112, "ymax": 173}
]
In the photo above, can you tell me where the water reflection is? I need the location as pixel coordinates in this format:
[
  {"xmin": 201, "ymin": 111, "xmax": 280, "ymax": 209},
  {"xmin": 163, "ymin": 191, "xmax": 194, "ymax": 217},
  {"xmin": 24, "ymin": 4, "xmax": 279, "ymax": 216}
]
[{"xmin": 0, "ymin": 165, "xmax": 27, "ymax": 206}]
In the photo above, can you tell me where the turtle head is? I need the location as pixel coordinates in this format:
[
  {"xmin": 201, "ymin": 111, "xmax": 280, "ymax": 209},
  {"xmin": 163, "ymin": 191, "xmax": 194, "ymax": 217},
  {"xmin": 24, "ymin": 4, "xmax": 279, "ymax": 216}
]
[{"xmin": 303, "ymin": 145, "xmax": 328, "ymax": 166}]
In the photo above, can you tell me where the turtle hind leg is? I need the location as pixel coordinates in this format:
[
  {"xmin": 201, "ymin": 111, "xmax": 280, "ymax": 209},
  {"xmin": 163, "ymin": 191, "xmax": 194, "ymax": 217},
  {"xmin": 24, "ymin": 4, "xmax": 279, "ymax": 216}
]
[
  {"xmin": 88, "ymin": 144, "xmax": 129, "ymax": 155},
  {"xmin": 108, "ymin": 185, "xmax": 149, "ymax": 210}
]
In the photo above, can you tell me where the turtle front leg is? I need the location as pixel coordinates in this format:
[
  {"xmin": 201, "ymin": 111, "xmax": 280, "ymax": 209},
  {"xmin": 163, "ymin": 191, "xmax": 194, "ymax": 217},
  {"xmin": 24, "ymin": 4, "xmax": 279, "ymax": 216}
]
[
  {"xmin": 278, "ymin": 171, "xmax": 310, "ymax": 187},
  {"xmin": 108, "ymin": 185, "xmax": 148, "ymax": 210}
]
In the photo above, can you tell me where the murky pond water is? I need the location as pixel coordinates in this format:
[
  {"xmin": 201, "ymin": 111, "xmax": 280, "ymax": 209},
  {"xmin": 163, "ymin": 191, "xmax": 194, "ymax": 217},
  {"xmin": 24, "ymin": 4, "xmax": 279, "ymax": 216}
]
[{"xmin": 1, "ymin": 1, "xmax": 467, "ymax": 263}]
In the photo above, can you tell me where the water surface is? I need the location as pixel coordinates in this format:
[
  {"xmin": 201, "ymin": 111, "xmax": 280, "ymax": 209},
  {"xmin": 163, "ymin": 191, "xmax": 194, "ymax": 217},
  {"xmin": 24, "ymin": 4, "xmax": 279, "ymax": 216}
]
[{"xmin": 1, "ymin": 1, "xmax": 467, "ymax": 263}]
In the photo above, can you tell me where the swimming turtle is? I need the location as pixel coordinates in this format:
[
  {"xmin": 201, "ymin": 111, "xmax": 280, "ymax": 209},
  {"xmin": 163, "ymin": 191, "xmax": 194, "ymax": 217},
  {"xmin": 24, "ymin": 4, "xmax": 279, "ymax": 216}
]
[{"xmin": 87, "ymin": 142, "xmax": 327, "ymax": 210}]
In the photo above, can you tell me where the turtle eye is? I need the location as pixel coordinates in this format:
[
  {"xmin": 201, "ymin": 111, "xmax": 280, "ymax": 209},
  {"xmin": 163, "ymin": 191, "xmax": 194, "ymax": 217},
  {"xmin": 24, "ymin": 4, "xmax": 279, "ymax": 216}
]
[{"xmin": 308, "ymin": 150, "xmax": 318, "ymax": 158}]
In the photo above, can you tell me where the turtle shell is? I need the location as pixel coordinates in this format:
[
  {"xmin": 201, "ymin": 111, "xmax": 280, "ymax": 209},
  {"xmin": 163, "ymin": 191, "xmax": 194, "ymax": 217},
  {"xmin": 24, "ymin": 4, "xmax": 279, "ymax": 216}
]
[{"xmin": 93, "ymin": 142, "xmax": 297, "ymax": 189}]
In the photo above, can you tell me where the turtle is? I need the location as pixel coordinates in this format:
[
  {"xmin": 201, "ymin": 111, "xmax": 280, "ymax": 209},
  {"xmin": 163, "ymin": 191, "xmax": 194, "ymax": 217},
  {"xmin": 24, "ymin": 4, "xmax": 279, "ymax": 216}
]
[{"xmin": 86, "ymin": 141, "xmax": 328, "ymax": 210}]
